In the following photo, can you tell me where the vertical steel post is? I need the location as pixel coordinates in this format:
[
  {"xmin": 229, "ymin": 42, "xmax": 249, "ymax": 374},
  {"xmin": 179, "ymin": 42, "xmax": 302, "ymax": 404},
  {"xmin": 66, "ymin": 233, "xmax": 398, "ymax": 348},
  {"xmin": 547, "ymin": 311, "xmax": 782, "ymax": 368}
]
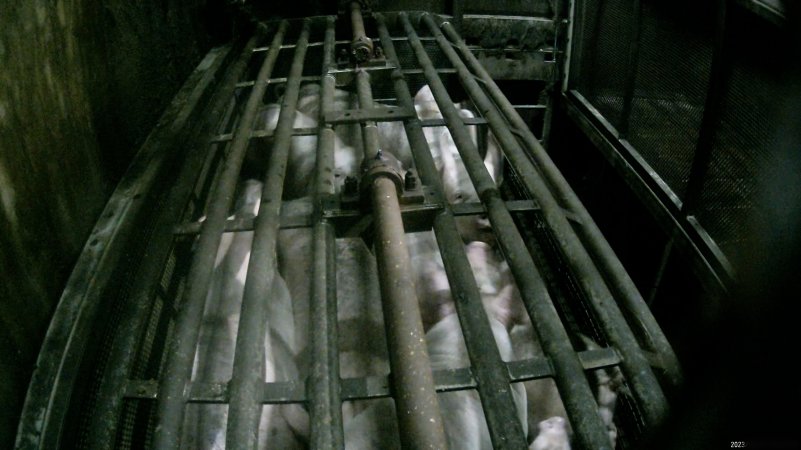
[
  {"xmin": 402, "ymin": 12, "xmax": 615, "ymax": 449},
  {"xmin": 375, "ymin": 13, "xmax": 529, "ymax": 448},
  {"xmin": 226, "ymin": 19, "xmax": 311, "ymax": 448},
  {"xmin": 308, "ymin": 15, "xmax": 345, "ymax": 450},
  {"xmin": 438, "ymin": 17, "xmax": 683, "ymax": 388},
  {"xmin": 350, "ymin": 1, "xmax": 374, "ymax": 62},
  {"xmin": 153, "ymin": 22, "xmax": 288, "ymax": 450},
  {"xmin": 355, "ymin": 68, "xmax": 448, "ymax": 449},
  {"xmin": 618, "ymin": 0, "xmax": 643, "ymax": 137}
]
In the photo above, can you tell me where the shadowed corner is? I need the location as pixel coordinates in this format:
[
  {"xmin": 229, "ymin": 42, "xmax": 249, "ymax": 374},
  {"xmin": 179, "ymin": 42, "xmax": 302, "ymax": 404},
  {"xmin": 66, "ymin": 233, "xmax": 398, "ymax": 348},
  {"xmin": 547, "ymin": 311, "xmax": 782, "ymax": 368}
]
[{"xmin": 642, "ymin": 3, "xmax": 801, "ymax": 449}]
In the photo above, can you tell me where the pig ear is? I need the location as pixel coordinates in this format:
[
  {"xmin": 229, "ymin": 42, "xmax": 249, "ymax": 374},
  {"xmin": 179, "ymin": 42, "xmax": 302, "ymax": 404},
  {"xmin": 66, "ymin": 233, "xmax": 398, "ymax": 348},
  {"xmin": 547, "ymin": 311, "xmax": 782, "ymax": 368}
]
[
  {"xmin": 415, "ymin": 84, "xmax": 435, "ymax": 103},
  {"xmin": 414, "ymin": 85, "xmax": 440, "ymax": 118},
  {"xmin": 484, "ymin": 132, "xmax": 504, "ymax": 186},
  {"xmin": 489, "ymin": 284, "xmax": 517, "ymax": 330}
]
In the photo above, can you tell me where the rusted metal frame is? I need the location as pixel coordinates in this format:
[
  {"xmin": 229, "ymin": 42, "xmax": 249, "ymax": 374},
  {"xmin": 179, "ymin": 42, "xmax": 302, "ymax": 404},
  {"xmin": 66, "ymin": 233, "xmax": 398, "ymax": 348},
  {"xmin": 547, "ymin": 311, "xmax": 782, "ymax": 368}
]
[
  {"xmin": 377, "ymin": 13, "xmax": 529, "ymax": 448},
  {"xmin": 81, "ymin": 43, "xmax": 249, "ymax": 450},
  {"xmin": 151, "ymin": 21, "xmax": 288, "ymax": 449},
  {"xmin": 681, "ymin": 0, "xmax": 729, "ymax": 215},
  {"xmin": 211, "ymin": 116, "xmax": 490, "ymax": 144},
  {"xmin": 225, "ymin": 20, "xmax": 311, "ymax": 448},
  {"xmin": 235, "ymin": 75, "xmax": 319, "ymax": 88},
  {"xmin": 541, "ymin": 0, "xmax": 565, "ymax": 148},
  {"xmin": 325, "ymin": 106, "xmax": 415, "ymax": 124},
  {"xmin": 618, "ymin": 0, "xmax": 643, "ymax": 138},
  {"xmin": 349, "ymin": 1, "xmax": 374, "ymax": 62},
  {"xmin": 172, "ymin": 199, "xmax": 540, "ymax": 237},
  {"xmin": 430, "ymin": 13, "xmax": 671, "ymax": 428},
  {"xmin": 354, "ymin": 67, "xmax": 449, "ymax": 449},
  {"xmin": 123, "ymin": 346, "xmax": 620, "ymax": 403},
  {"xmin": 211, "ymin": 126, "xmax": 318, "ymax": 143},
  {"xmin": 438, "ymin": 17, "xmax": 683, "ymax": 387},
  {"xmin": 14, "ymin": 40, "xmax": 240, "ymax": 450},
  {"xmin": 563, "ymin": 91, "xmax": 730, "ymax": 297},
  {"xmin": 148, "ymin": 18, "xmax": 288, "ymax": 449},
  {"xmin": 308, "ymin": 15, "xmax": 345, "ymax": 450},
  {"xmin": 405, "ymin": 13, "xmax": 615, "ymax": 449}
]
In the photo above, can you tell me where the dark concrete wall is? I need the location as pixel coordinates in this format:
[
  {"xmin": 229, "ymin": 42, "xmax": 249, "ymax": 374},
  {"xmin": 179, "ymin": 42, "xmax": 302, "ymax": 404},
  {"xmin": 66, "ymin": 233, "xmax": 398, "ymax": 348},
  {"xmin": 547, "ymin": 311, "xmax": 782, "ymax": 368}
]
[{"xmin": 0, "ymin": 0, "xmax": 226, "ymax": 445}]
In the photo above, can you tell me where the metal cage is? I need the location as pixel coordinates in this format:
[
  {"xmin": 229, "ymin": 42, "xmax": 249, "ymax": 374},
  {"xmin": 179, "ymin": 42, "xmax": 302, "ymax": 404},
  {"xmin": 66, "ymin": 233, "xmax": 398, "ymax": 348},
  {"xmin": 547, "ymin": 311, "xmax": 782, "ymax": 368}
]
[{"xmin": 16, "ymin": 7, "xmax": 680, "ymax": 450}]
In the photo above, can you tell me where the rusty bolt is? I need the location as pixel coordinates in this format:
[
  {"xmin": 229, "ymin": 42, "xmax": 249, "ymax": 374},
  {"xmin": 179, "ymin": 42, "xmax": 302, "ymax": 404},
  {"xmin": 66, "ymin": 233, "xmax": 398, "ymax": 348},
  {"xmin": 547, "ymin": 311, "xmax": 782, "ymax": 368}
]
[{"xmin": 404, "ymin": 171, "xmax": 417, "ymax": 190}]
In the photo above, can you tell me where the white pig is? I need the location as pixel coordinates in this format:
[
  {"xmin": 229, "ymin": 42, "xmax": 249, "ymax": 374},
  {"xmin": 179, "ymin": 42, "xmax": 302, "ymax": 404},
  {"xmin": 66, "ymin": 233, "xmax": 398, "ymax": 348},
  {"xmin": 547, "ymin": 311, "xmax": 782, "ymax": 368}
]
[
  {"xmin": 259, "ymin": 103, "xmax": 359, "ymax": 198},
  {"xmin": 530, "ymin": 416, "xmax": 571, "ymax": 450},
  {"xmin": 187, "ymin": 180, "xmax": 305, "ymax": 449}
]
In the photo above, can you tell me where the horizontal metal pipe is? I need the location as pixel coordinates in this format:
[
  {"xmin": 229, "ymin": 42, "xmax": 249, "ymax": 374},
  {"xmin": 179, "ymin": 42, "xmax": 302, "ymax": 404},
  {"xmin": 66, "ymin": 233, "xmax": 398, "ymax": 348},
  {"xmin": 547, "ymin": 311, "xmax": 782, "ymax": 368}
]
[
  {"xmin": 226, "ymin": 20, "xmax": 311, "ymax": 448},
  {"xmin": 426, "ymin": 14, "xmax": 671, "ymax": 426},
  {"xmin": 438, "ymin": 18, "xmax": 682, "ymax": 387},
  {"xmin": 356, "ymin": 67, "xmax": 448, "ymax": 449},
  {"xmin": 308, "ymin": 16, "xmax": 344, "ymax": 450},
  {"xmin": 124, "ymin": 346, "xmax": 619, "ymax": 403},
  {"xmin": 152, "ymin": 22, "xmax": 288, "ymax": 450},
  {"xmin": 402, "ymin": 13, "xmax": 615, "ymax": 449},
  {"xmin": 375, "ymin": 13, "xmax": 529, "ymax": 448}
]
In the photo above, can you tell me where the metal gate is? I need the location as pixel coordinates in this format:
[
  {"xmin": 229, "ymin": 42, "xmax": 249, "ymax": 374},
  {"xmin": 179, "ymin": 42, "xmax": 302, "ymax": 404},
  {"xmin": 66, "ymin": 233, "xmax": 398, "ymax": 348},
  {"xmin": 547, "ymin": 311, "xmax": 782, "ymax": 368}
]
[{"xmin": 16, "ymin": 6, "xmax": 680, "ymax": 449}]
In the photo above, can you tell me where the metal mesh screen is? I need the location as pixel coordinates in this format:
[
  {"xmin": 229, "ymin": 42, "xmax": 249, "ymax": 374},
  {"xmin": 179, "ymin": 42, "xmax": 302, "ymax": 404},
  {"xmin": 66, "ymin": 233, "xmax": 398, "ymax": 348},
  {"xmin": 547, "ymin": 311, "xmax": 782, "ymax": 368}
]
[
  {"xmin": 577, "ymin": 0, "xmax": 632, "ymax": 129},
  {"xmin": 696, "ymin": 10, "xmax": 781, "ymax": 264},
  {"xmin": 626, "ymin": 1, "xmax": 715, "ymax": 200},
  {"xmin": 572, "ymin": 1, "xmax": 786, "ymax": 269}
]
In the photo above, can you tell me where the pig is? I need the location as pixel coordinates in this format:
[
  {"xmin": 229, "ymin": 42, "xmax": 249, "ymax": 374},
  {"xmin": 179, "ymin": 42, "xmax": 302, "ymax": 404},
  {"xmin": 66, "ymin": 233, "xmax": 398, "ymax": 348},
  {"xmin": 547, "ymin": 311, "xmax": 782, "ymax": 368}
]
[
  {"xmin": 277, "ymin": 222, "xmax": 391, "ymax": 443},
  {"xmin": 258, "ymin": 103, "xmax": 359, "ymax": 199},
  {"xmin": 342, "ymin": 311, "xmax": 529, "ymax": 450},
  {"xmin": 186, "ymin": 179, "xmax": 305, "ymax": 449},
  {"xmin": 530, "ymin": 416, "xmax": 571, "ymax": 450},
  {"xmin": 411, "ymin": 85, "xmax": 503, "ymax": 244},
  {"xmin": 512, "ymin": 320, "xmax": 625, "ymax": 448},
  {"xmin": 295, "ymin": 83, "xmax": 414, "ymax": 169}
]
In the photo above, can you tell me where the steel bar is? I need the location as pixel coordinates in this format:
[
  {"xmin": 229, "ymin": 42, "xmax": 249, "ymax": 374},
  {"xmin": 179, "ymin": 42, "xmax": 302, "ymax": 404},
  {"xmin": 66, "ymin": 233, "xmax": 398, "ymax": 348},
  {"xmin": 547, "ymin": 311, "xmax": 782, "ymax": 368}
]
[
  {"xmin": 682, "ymin": 0, "xmax": 729, "ymax": 215},
  {"xmin": 349, "ymin": 1, "xmax": 373, "ymax": 62},
  {"xmin": 450, "ymin": 0, "xmax": 464, "ymax": 32},
  {"xmin": 540, "ymin": 0, "xmax": 564, "ymax": 149},
  {"xmin": 564, "ymin": 90, "xmax": 731, "ymax": 296},
  {"xmin": 308, "ymin": 15, "xmax": 345, "ymax": 450},
  {"xmin": 225, "ymin": 20, "xmax": 311, "ymax": 448},
  {"xmin": 438, "ymin": 17, "xmax": 683, "ymax": 387},
  {"xmin": 403, "ymin": 13, "xmax": 615, "ymax": 449},
  {"xmin": 648, "ymin": 236, "xmax": 675, "ymax": 306},
  {"xmin": 124, "ymin": 346, "xmax": 620, "ymax": 404},
  {"xmin": 428, "ymin": 12, "xmax": 671, "ymax": 425},
  {"xmin": 618, "ymin": 0, "xmax": 643, "ymax": 137},
  {"xmin": 370, "ymin": 177, "xmax": 448, "ymax": 449},
  {"xmin": 83, "ymin": 42, "xmax": 247, "ymax": 450},
  {"xmin": 376, "ymin": 13, "xmax": 528, "ymax": 448},
  {"xmin": 355, "ymin": 68, "xmax": 448, "ymax": 449},
  {"xmin": 15, "ymin": 42, "xmax": 238, "ymax": 450},
  {"xmin": 429, "ymin": 13, "xmax": 673, "ymax": 428},
  {"xmin": 150, "ymin": 22, "xmax": 287, "ymax": 449}
]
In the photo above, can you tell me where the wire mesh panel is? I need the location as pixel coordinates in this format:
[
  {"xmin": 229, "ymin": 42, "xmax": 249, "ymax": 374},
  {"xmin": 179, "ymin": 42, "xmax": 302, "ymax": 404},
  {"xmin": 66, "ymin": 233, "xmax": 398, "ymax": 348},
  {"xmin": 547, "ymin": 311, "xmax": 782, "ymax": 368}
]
[
  {"xmin": 576, "ymin": 0, "xmax": 716, "ymax": 202},
  {"xmin": 625, "ymin": 1, "xmax": 716, "ymax": 201},
  {"xmin": 568, "ymin": 0, "xmax": 788, "ymax": 281},
  {"xmin": 575, "ymin": 0, "xmax": 633, "ymax": 130},
  {"xmin": 695, "ymin": 8, "xmax": 782, "ymax": 264}
]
